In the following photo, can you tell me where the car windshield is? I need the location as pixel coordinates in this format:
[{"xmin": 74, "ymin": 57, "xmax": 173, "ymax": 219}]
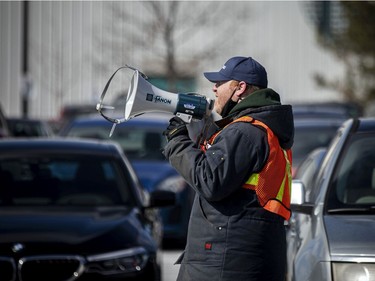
[
  {"xmin": 66, "ymin": 124, "xmax": 167, "ymax": 161},
  {"xmin": 327, "ymin": 134, "xmax": 375, "ymax": 212},
  {"xmin": 0, "ymin": 155, "xmax": 132, "ymax": 207}
]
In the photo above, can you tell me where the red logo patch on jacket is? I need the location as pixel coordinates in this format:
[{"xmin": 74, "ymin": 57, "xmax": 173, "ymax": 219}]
[{"xmin": 205, "ymin": 242, "xmax": 212, "ymax": 250}]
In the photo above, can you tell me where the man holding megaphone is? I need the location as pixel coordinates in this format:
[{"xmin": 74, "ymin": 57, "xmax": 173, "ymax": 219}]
[{"xmin": 162, "ymin": 56, "xmax": 294, "ymax": 281}]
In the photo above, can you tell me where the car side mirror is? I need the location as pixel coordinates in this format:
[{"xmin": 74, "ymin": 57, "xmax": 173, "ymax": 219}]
[
  {"xmin": 148, "ymin": 190, "xmax": 176, "ymax": 208},
  {"xmin": 291, "ymin": 180, "xmax": 306, "ymax": 204},
  {"xmin": 291, "ymin": 180, "xmax": 314, "ymax": 215}
]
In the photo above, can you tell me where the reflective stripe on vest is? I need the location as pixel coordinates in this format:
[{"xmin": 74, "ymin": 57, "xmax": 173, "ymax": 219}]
[{"xmin": 201, "ymin": 116, "xmax": 292, "ymax": 220}]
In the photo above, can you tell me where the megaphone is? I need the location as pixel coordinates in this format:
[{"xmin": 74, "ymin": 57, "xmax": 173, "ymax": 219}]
[
  {"xmin": 125, "ymin": 70, "xmax": 214, "ymax": 123},
  {"xmin": 96, "ymin": 65, "xmax": 215, "ymax": 137}
]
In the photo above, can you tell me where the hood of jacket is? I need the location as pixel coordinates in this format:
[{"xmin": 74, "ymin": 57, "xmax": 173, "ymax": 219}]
[{"xmin": 226, "ymin": 88, "xmax": 294, "ymax": 150}]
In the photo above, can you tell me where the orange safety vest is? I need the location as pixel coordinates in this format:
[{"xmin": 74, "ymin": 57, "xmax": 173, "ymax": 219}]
[{"xmin": 201, "ymin": 116, "xmax": 292, "ymax": 220}]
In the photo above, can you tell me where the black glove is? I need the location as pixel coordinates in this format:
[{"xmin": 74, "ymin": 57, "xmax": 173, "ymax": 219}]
[{"xmin": 163, "ymin": 116, "xmax": 188, "ymax": 141}]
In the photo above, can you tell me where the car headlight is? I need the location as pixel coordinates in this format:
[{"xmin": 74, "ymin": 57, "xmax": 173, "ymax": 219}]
[
  {"xmin": 156, "ymin": 175, "xmax": 187, "ymax": 193},
  {"xmin": 86, "ymin": 247, "xmax": 149, "ymax": 275},
  {"xmin": 332, "ymin": 262, "xmax": 375, "ymax": 281}
]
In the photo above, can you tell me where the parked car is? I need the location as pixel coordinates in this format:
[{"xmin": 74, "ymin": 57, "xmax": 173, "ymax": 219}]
[
  {"xmin": 286, "ymin": 147, "xmax": 327, "ymax": 281},
  {"xmin": 59, "ymin": 113, "xmax": 194, "ymax": 246},
  {"xmin": 287, "ymin": 117, "xmax": 375, "ymax": 281},
  {"xmin": 292, "ymin": 117, "xmax": 345, "ymax": 177},
  {"xmin": 292, "ymin": 101, "xmax": 362, "ymax": 120},
  {"xmin": 6, "ymin": 117, "xmax": 55, "ymax": 137},
  {"xmin": 50, "ymin": 104, "xmax": 98, "ymax": 133},
  {"xmin": 293, "ymin": 147, "xmax": 327, "ymax": 199},
  {"xmin": 0, "ymin": 138, "xmax": 175, "ymax": 281}
]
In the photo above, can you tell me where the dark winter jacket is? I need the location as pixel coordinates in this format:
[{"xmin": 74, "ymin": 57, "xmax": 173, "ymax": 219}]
[{"xmin": 162, "ymin": 88, "xmax": 294, "ymax": 281}]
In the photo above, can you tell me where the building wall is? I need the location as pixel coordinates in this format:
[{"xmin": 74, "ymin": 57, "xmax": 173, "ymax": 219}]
[
  {"xmin": 0, "ymin": 1, "xmax": 23, "ymax": 118},
  {"xmin": 0, "ymin": 1, "xmax": 344, "ymax": 120}
]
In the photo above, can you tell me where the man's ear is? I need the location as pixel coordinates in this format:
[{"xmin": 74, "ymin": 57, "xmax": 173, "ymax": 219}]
[{"xmin": 235, "ymin": 81, "xmax": 247, "ymax": 97}]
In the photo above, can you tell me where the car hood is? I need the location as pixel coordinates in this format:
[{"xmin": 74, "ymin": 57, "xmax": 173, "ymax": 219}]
[
  {"xmin": 324, "ymin": 215, "xmax": 375, "ymax": 257},
  {"xmin": 131, "ymin": 161, "xmax": 177, "ymax": 191},
  {"xmin": 0, "ymin": 207, "xmax": 156, "ymax": 256}
]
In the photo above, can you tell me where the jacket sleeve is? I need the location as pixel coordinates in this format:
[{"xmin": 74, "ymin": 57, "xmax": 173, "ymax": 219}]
[{"xmin": 162, "ymin": 121, "xmax": 269, "ymax": 201}]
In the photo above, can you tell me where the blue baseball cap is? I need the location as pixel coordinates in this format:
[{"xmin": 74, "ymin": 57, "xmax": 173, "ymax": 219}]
[{"xmin": 204, "ymin": 56, "xmax": 268, "ymax": 88}]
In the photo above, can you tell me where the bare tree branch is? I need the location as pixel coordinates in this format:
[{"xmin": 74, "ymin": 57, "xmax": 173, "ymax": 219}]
[{"xmin": 95, "ymin": 1, "xmax": 249, "ymax": 91}]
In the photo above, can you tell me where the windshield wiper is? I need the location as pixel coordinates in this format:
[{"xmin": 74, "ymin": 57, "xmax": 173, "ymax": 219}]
[{"xmin": 327, "ymin": 206, "xmax": 375, "ymax": 214}]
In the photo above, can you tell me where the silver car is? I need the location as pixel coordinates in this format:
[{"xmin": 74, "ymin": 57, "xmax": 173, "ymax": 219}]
[{"xmin": 288, "ymin": 118, "xmax": 375, "ymax": 281}]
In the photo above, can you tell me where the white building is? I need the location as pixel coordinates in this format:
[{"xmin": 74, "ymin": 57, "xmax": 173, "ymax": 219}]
[{"xmin": 0, "ymin": 1, "xmax": 345, "ymax": 120}]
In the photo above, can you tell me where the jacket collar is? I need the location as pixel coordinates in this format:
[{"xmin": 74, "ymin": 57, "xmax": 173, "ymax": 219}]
[{"xmin": 228, "ymin": 88, "xmax": 281, "ymax": 116}]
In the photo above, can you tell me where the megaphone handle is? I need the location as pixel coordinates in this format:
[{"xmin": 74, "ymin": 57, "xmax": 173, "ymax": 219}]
[{"xmin": 176, "ymin": 112, "xmax": 193, "ymax": 123}]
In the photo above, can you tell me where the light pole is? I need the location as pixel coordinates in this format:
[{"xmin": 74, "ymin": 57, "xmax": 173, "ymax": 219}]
[{"xmin": 21, "ymin": 0, "xmax": 31, "ymax": 119}]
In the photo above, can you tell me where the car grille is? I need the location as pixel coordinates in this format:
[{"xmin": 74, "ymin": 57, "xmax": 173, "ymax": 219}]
[
  {"xmin": 0, "ymin": 255, "xmax": 85, "ymax": 281},
  {"xmin": 0, "ymin": 257, "xmax": 16, "ymax": 281}
]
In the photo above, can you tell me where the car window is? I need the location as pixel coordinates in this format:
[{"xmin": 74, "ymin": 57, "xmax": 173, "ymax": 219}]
[
  {"xmin": 308, "ymin": 128, "xmax": 343, "ymax": 203},
  {"xmin": 7, "ymin": 119, "xmax": 54, "ymax": 137},
  {"xmin": 0, "ymin": 155, "xmax": 132, "ymax": 207},
  {"xmin": 293, "ymin": 126, "xmax": 338, "ymax": 167},
  {"xmin": 66, "ymin": 124, "xmax": 167, "ymax": 161},
  {"xmin": 294, "ymin": 148, "xmax": 326, "ymax": 202},
  {"xmin": 327, "ymin": 134, "xmax": 375, "ymax": 209}
]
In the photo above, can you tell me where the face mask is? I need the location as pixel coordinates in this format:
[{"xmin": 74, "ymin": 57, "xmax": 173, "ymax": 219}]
[
  {"xmin": 220, "ymin": 99, "xmax": 237, "ymax": 118},
  {"xmin": 220, "ymin": 88, "xmax": 238, "ymax": 118}
]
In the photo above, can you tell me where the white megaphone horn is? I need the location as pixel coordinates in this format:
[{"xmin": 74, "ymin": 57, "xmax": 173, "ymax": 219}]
[
  {"xmin": 125, "ymin": 69, "xmax": 214, "ymax": 123},
  {"xmin": 96, "ymin": 65, "xmax": 215, "ymax": 137}
]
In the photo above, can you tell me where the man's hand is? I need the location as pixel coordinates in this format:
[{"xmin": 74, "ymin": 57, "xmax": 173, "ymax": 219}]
[{"xmin": 163, "ymin": 116, "xmax": 188, "ymax": 141}]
